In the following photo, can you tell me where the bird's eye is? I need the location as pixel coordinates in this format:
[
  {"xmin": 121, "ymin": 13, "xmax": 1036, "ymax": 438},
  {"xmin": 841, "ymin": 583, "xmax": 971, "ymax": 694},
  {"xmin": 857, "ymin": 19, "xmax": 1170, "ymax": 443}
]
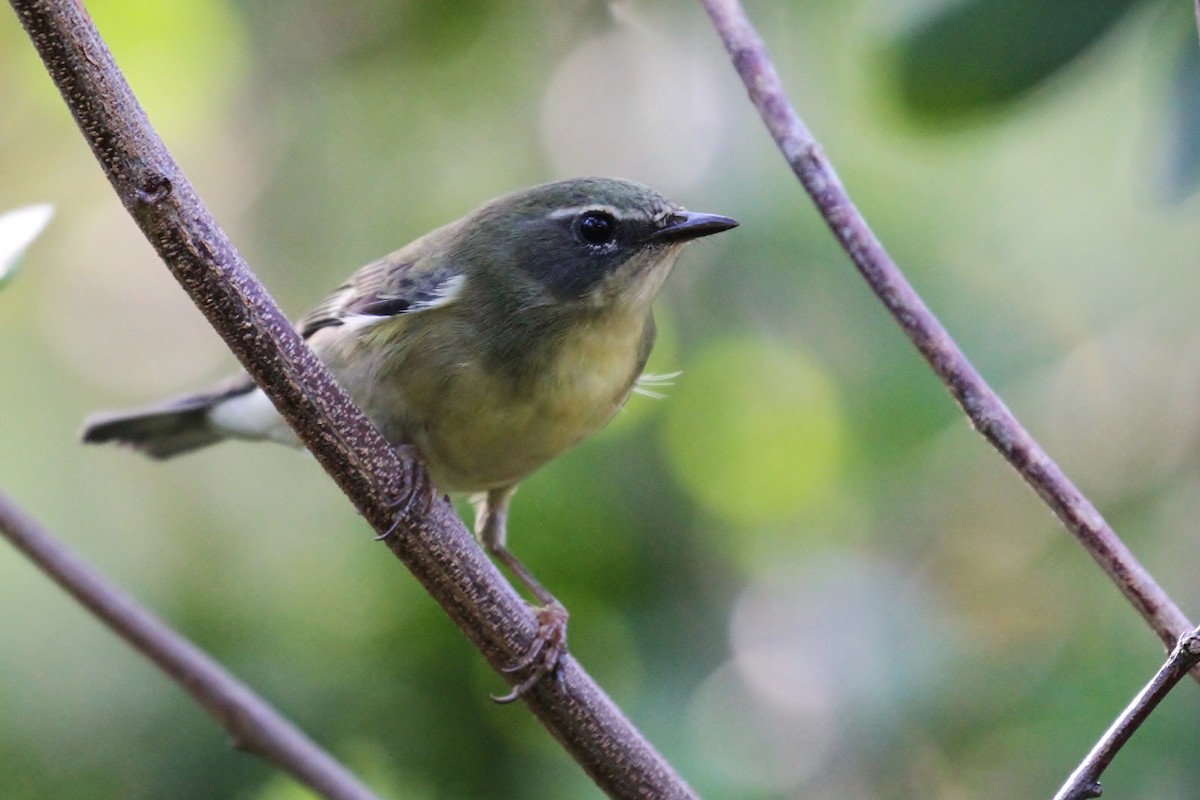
[{"xmin": 576, "ymin": 210, "xmax": 617, "ymax": 246}]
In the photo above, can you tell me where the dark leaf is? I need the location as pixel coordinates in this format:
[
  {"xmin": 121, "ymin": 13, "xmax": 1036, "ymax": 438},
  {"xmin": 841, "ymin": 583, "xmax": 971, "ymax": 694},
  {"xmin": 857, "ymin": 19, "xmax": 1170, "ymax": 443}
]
[{"xmin": 894, "ymin": 0, "xmax": 1141, "ymax": 121}]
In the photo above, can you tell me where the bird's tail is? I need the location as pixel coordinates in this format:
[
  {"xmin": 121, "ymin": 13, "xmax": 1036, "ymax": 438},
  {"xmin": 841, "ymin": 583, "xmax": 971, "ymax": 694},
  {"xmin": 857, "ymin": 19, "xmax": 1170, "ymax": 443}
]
[{"xmin": 81, "ymin": 391, "xmax": 232, "ymax": 459}]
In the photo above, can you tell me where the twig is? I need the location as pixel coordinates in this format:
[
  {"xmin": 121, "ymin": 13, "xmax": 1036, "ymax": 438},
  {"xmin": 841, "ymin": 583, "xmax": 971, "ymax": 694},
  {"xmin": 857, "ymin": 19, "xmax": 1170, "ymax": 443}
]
[
  {"xmin": 1053, "ymin": 627, "xmax": 1200, "ymax": 800},
  {"xmin": 698, "ymin": 0, "xmax": 1194, "ymax": 656},
  {"xmin": 6, "ymin": 1, "xmax": 695, "ymax": 797},
  {"xmin": 0, "ymin": 490, "xmax": 381, "ymax": 800}
]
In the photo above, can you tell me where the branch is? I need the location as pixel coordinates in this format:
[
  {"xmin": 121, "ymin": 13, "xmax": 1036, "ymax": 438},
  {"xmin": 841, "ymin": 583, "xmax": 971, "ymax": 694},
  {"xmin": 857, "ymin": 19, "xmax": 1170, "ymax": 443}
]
[
  {"xmin": 6, "ymin": 1, "xmax": 694, "ymax": 797},
  {"xmin": 1053, "ymin": 627, "xmax": 1200, "ymax": 800},
  {"xmin": 0, "ymin": 490, "xmax": 381, "ymax": 800},
  {"xmin": 698, "ymin": 0, "xmax": 1194, "ymax": 656}
]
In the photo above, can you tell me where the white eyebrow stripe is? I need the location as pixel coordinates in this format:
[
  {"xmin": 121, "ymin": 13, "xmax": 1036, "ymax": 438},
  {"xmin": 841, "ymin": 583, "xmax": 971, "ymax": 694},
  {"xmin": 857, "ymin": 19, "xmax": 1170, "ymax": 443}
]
[{"xmin": 546, "ymin": 204, "xmax": 624, "ymax": 221}]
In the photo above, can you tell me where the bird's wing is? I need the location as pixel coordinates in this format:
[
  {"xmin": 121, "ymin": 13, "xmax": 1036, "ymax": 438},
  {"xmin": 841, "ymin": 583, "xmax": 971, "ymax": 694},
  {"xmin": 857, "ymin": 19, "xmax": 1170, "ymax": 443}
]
[{"xmin": 298, "ymin": 254, "xmax": 466, "ymax": 339}]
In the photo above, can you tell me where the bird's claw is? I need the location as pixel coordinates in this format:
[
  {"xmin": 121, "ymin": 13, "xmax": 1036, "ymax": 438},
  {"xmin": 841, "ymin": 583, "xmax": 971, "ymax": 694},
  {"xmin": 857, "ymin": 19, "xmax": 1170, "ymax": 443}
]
[
  {"xmin": 492, "ymin": 601, "xmax": 569, "ymax": 704},
  {"xmin": 375, "ymin": 448, "xmax": 436, "ymax": 542}
]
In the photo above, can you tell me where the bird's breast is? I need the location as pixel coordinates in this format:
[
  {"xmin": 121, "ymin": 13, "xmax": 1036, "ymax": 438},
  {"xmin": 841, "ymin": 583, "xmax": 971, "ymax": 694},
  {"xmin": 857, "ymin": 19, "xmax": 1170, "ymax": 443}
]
[{"xmin": 404, "ymin": 313, "xmax": 648, "ymax": 492}]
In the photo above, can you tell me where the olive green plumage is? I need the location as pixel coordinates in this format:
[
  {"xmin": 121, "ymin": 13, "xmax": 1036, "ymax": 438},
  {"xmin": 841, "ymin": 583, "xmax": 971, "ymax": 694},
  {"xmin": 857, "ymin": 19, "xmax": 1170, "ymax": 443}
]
[
  {"xmin": 82, "ymin": 177, "xmax": 737, "ymax": 674},
  {"xmin": 84, "ymin": 177, "xmax": 736, "ymax": 490}
]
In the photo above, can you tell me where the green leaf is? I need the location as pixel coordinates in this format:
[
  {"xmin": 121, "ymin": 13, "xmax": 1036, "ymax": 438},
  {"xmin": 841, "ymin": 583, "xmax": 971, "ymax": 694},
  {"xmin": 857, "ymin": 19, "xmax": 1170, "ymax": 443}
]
[
  {"xmin": 893, "ymin": 0, "xmax": 1140, "ymax": 121},
  {"xmin": 0, "ymin": 204, "xmax": 54, "ymax": 288}
]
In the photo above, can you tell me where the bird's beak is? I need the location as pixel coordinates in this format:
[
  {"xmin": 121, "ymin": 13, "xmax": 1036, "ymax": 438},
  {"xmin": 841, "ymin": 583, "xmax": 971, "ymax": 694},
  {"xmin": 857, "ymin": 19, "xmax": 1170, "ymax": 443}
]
[{"xmin": 650, "ymin": 211, "xmax": 739, "ymax": 243}]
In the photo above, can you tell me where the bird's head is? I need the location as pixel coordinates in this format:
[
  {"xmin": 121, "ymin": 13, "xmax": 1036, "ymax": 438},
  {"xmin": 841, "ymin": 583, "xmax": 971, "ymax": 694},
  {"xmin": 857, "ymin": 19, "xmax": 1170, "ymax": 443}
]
[{"xmin": 459, "ymin": 177, "xmax": 737, "ymax": 313}]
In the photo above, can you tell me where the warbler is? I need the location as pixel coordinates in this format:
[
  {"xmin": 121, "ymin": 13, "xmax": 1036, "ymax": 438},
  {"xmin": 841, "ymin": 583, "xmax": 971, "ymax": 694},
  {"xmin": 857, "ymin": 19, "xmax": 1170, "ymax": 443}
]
[{"xmin": 82, "ymin": 176, "xmax": 737, "ymax": 697}]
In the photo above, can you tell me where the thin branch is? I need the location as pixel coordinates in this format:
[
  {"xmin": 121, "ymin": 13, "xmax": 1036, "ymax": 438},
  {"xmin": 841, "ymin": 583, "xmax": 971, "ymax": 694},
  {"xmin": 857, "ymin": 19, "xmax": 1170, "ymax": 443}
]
[
  {"xmin": 0, "ymin": 490, "xmax": 381, "ymax": 800},
  {"xmin": 1053, "ymin": 627, "xmax": 1200, "ymax": 800},
  {"xmin": 698, "ymin": 0, "xmax": 1194, "ymax": 656},
  {"xmin": 6, "ymin": 1, "xmax": 694, "ymax": 797}
]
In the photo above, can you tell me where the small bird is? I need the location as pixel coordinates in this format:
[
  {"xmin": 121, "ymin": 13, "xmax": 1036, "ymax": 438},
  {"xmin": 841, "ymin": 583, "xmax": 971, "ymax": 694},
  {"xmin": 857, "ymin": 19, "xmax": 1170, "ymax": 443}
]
[{"xmin": 82, "ymin": 177, "xmax": 737, "ymax": 698}]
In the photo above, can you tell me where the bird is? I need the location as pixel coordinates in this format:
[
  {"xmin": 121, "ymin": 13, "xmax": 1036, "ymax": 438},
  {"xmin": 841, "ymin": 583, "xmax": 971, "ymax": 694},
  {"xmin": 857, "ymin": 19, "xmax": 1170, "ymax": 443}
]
[{"xmin": 82, "ymin": 176, "xmax": 738, "ymax": 699}]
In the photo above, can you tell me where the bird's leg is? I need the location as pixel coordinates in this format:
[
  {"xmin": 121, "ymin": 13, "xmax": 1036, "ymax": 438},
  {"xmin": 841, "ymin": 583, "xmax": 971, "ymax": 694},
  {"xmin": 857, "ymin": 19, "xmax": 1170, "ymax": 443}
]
[{"xmin": 474, "ymin": 485, "xmax": 569, "ymax": 703}]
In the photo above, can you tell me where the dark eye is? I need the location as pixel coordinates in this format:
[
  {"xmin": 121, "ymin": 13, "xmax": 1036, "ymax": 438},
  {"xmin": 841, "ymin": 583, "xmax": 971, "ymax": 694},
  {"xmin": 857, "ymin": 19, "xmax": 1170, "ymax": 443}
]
[{"xmin": 576, "ymin": 210, "xmax": 617, "ymax": 246}]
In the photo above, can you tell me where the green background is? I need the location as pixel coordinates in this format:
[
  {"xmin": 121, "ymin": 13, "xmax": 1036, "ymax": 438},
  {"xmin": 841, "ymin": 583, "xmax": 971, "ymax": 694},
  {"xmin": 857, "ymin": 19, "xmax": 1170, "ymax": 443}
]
[{"xmin": 3, "ymin": 0, "xmax": 1200, "ymax": 797}]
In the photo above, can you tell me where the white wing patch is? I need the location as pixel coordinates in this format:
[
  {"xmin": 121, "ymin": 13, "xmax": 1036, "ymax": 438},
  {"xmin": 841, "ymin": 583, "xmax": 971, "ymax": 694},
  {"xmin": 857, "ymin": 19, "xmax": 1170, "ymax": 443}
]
[
  {"xmin": 330, "ymin": 273, "xmax": 466, "ymax": 333},
  {"xmin": 338, "ymin": 312, "xmax": 392, "ymax": 333},
  {"xmin": 632, "ymin": 371, "xmax": 682, "ymax": 400},
  {"xmin": 409, "ymin": 273, "xmax": 465, "ymax": 311}
]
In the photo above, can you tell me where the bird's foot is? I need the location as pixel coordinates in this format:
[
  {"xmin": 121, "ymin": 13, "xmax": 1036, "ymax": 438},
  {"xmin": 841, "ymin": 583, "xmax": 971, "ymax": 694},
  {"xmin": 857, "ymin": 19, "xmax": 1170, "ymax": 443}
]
[
  {"xmin": 375, "ymin": 446, "xmax": 437, "ymax": 542},
  {"xmin": 493, "ymin": 601, "xmax": 569, "ymax": 704}
]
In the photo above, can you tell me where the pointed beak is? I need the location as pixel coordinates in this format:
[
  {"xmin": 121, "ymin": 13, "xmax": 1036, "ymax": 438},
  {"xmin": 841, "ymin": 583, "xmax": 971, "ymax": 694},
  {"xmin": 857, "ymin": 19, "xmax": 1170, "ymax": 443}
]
[{"xmin": 649, "ymin": 211, "xmax": 739, "ymax": 244}]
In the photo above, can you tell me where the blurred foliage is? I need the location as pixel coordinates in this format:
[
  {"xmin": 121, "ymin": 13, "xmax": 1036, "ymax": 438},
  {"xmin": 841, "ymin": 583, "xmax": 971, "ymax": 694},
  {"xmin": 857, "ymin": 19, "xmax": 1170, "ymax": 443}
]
[
  {"xmin": 1168, "ymin": 19, "xmax": 1200, "ymax": 198},
  {"xmin": 894, "ymin": 0, "xmax": 1143, "ymax": 120},
  {"xmin": 893, "ymin": 0, "xmax": 1200, "ymax": 196},
  {"xmin": 3, "ymin": 0, "xmax": 1200, "ymax": 799}
]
